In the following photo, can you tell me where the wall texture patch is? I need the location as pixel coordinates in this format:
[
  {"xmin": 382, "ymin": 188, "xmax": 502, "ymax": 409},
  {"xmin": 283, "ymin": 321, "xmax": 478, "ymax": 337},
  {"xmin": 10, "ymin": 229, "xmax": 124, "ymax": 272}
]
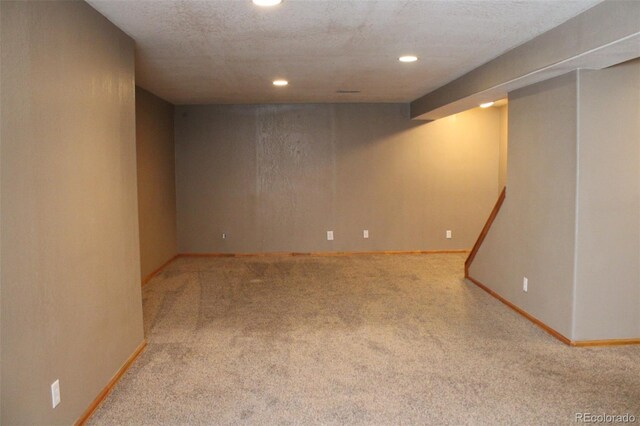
[{"xmin": 175, "ymin": 103, "xmax": 502, "ymax": 254}]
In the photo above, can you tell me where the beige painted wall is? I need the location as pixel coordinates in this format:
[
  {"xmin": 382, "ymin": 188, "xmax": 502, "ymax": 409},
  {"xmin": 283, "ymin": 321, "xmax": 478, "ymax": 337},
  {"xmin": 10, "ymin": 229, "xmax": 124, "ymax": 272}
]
[
  {"xmin": 1, "ymin": 2, "xmax": 144, "ymax": 424},
  {"xmin": 0, "ymin": 1, "xmax": 3, "ymax": 417},
  {"xmin": 136, "ymin": 87, "xmax": 177, "ymax": 279},
  {"xmin": 498, "ymin": 105, "xmax": 508, "ymax": 191},
  {"xmin": 175, "ymin": 104, "xmax": 501, "ymax": 253},
  {"xmin": 470, "ymin": 62, "xmax": 640, "ymax": 341},
  {"xmin": 469, "ymin": 72, "xmax": 579, "ymax": 338},
  {"xmin": 573, "ymin": 60, "xmax": 640, "ymax": 340}
]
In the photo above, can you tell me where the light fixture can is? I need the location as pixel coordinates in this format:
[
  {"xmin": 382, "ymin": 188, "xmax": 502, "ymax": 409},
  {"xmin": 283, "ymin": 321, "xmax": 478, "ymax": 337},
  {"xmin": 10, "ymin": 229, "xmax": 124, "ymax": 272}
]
[
  {"xmin": 253, "ymin": 0, "xmax": 282, "ymax": 6},
  {"xmin": 399, "ymin": 55, "xmax": 418, "ymax": 63}
]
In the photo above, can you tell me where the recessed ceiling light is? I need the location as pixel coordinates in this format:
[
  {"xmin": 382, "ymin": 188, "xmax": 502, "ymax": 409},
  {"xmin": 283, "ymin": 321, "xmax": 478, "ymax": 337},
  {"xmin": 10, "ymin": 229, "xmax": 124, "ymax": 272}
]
[
  {"xmin": 480, "ymin": 102, "xmax": 495, "ymax": 108},
  {"xmin": 273, "ymin": 79, "xmax": 288, "ymax": 86},
  {"xmin": 253, "ymin": 0, "xmax": 282, "ymax": 6},
  {"xmin": 399, "ymin": 55, "xmax": 418, "ymax": 63}
]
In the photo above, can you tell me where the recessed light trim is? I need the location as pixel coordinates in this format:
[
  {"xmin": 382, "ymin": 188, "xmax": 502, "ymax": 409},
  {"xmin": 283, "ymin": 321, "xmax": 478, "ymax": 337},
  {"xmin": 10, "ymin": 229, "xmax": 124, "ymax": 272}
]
[
  {"xmin": 253, "ymin": 0, "xmax": 282, "ymax": 6},
  {"xmin": 273, "ymin": 79, "xmax": 288, "ymax": 86},
  {"xmin": 399, "ymin": 55, "xmax": 418, "ymax": 63},
  {"xmin": 480, "ymin": 102, "xmax": 495, "ymax": 108}
]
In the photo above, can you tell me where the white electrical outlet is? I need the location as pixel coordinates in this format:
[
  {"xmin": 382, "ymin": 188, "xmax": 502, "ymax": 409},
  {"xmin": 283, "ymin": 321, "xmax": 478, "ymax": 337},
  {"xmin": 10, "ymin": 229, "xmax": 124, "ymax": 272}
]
[
  {"xmin": 327, "ymin": 231, "xmax": 334, "ymax": 241},
  {"xmin": 363, "ymin": 230, "xmax": 369, "ymax": 239},
  {"xmin": 523, "ymin": 277, "xmax": 528, "ymax": 293},
  {"xmin": 222, "ymin": 233, "xmax": 226, "ymax": 240},
  {"xmin": 51, "ymin": 380, "xmax": 61, "ymax": 408},
  {"xmin": 446, "ymin": 230, "xmax": 452, "ymax": 239}
]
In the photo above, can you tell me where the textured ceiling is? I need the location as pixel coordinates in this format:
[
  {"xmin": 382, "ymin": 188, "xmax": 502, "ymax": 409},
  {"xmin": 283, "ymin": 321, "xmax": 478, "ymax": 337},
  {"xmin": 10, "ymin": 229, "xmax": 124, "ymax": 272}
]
[{"xmin": 88, "ymin": 0, "xmax": 602, "ymax": 105}]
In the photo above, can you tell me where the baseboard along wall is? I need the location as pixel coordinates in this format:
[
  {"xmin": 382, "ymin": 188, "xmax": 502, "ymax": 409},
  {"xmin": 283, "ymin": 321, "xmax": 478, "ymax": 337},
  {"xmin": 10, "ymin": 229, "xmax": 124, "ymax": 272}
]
[
  {"xmin": 75, "ymin": 340, "xmax": 147, "ymax": 425},
  {"xmin": 465, "ymin": 275, "xmax": 640, "ymax": 347}
]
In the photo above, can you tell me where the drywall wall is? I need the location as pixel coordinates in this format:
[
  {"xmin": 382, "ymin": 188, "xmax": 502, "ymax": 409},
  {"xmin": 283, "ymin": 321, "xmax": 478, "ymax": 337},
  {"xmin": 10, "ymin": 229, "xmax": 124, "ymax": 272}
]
[
  {"xmin": 0, "ymin": 3, "xmax": 3, "ymax": 420},
  {"xmin": 1, "ymin": 2, "xmax": 144, "ymax": 424},
  {"xmin": 469, "ymin": 62, "xmax": 640, "ymax": 342},
  {"xmin": 136, "ymin": 87, "xmax": 177, "ymax": 280},
  {"xmin": 573, "ymin": 60, "xmax": 640, "ymax": 340},
  {"xmin": 498, "ymin": 105, "xmax": 508, "ymax": 191},
  {"xmin": 175, "ymin": 103, "xmax": 501, "ymax": 253},
  {"xmin": 468, "ymin": 72, "xmax": 578, "ymax": 338}
]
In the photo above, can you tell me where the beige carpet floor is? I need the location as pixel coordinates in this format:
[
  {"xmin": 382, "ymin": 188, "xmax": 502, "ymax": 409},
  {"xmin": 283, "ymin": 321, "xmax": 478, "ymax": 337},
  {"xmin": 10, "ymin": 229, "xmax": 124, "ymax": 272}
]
[{"xmin": 89, "ymin": 253, "xmax": 640, "ymax": 425}]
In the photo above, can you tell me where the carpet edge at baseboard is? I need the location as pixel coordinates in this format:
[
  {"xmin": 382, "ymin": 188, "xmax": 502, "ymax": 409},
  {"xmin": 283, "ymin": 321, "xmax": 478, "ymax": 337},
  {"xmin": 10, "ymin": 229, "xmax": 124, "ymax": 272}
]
[
  {"xmin": 464, "ymin": 274, "xmax": 572, "ymax": 345},
  {"xmin": 142, "ymin": 250, "xmax": 470, "ymax": 288},
  {"xmin": 74, "ymin": 340, "xmax": 147, "ymax": 426},
  {"xmin": 141, "ymin": 254, "xmax": 180, "ymax": 286},
  {"xmin": 178, "ymin": 249, "xmax": 470, "ymax": 257},
  {"xmin": 465, "ymin": 274, "xmax": 640, "ymax": 347}
]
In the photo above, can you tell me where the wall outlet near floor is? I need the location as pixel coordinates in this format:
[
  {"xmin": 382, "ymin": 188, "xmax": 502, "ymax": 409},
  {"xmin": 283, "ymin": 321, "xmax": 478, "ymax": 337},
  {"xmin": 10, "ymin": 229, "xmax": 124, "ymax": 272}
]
[
  {"xmin": 222, "ymin": 232, "xmax": 227, "ymax": 240},
  {"xmin": 523, "ymin": 277, "xmax": 528, "ymax": 293},
  {"xmin": 51, "ymin": 379, "xmax": 61, "ymax": 408},
  {"xmin": 363, "ymin": 229, "xmax": 369, "ymax": 239},
  {"xmin": 327, "ymin": 230, "xmax": 334, "ymax": 241},
  {"xmin": 446, "ymin": 230, "xmax": 452, "ymax": 239}
]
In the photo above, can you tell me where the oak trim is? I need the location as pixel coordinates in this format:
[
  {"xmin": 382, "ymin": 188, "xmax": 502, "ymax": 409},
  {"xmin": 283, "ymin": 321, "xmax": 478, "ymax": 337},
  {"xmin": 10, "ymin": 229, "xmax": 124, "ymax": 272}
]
[
  {"xmin": 74, "ymin": 340, "xmax": 147, "ymax": 426},
  {"xmin": 465, "ymin": 275, "xmax": 572, "ymax": 345},
  {"xmin": 571, "ymin": 338, "xmax": 640, "ymax": 347},
  {"xmin": 311, "ymin": 250, "xmax": 470, "ymax": 256},
  {"xmin": 178, "ymin": 249, "xmax": 470, "ymax": 258},
  {"xmin": 466, "ymin": 276, "xmax": 640, "ymax": 347},
  {"xmin": 141, "ymin": 254, "xmax": 179, "ymax": 286},
  {"xmin": 465, "ymin": 187, "xmax": 506, "ymax": 277}
]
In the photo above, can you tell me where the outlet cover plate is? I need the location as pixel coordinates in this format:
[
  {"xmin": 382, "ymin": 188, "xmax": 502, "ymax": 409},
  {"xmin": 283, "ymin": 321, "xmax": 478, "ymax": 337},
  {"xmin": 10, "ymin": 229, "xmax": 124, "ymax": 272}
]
[{"xmin": 51, "ymin": 380, "xmax": 60, "ymax": 408}]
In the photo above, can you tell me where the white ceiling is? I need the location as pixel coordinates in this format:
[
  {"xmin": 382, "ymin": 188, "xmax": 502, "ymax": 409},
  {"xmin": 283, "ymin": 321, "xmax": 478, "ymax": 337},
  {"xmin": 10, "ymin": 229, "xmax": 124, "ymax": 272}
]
[{"xmin": 88, "ymin": 0, "xmax": 602, "ymax": 105}]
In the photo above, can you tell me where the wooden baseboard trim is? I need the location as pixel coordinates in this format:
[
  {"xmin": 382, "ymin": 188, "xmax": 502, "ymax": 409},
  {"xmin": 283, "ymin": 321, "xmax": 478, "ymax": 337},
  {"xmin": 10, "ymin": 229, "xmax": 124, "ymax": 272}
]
[
  {"xmin": 571, "ymin": 338, "xmax": 640, "ymax": 347},
  {"xmin": 312, "ymin": 249, "xmax": 470, "ymax": 256},
  {"xmin": 178, "ymin": 249, "xmax": 470, "ymax": 258},
  {"xmin": 465, "ymin": 275, "xmax": 572, "ymax": 345},
  {"xmin": 74, "ymin": 340, "xmax": 147, "ymax": 426},
  {"xmin": 465, "ymin": 187, "xmax": 506, "ymax": 277},
  {"xmin": 141, "ymin": 254, "xmax": 179, "ymax": 286},
  {"xmin": 465, "ymin": 275, "xmax": 640, "ymax": 347}
]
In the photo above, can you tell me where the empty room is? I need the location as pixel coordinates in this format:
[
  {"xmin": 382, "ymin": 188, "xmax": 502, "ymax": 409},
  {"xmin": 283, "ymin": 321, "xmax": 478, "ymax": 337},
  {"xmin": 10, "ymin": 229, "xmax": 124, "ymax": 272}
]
[{"xmin": 1, "ymin": 0, "xmax": 639, "ymax": 424}]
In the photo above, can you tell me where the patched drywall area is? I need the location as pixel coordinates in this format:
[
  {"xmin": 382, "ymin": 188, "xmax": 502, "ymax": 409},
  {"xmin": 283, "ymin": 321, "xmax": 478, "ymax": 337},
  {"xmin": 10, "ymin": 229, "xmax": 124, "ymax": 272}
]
[
  {"xmin": 469, "ymin": 72, "xmax": 579, "ymax": 339},
  {"xmin": 175, "ymin": 103, "xmax": 501, "ymax": 253},
  {"xmin": 1, "ymin": 2, "xmax": 144, "ymax": 423},
  {"xmin": 573, "ymin": 59, "xmax": 640, "ymax": 340},
  {"xmin": 136, "ymin": 87, "xmax": 177, "ymax": 279}
]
